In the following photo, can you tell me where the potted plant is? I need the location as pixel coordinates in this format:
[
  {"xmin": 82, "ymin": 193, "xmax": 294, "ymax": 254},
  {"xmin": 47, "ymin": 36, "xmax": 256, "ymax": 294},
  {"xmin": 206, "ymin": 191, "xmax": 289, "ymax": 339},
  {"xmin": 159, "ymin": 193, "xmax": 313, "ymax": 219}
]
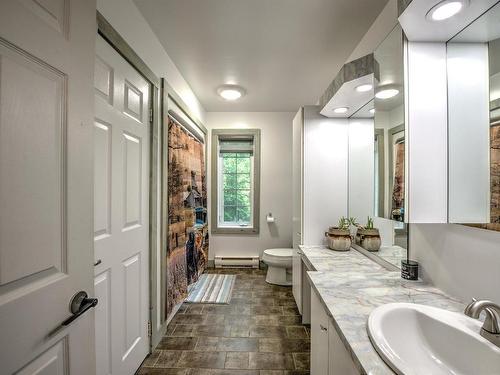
[
  {"xmin": 325, "ymin": 217, "xmax": 355, "ymax": 251},
  {"xmin": 356, "ymin": 217, "xmax": 381, "ymax": 252}
]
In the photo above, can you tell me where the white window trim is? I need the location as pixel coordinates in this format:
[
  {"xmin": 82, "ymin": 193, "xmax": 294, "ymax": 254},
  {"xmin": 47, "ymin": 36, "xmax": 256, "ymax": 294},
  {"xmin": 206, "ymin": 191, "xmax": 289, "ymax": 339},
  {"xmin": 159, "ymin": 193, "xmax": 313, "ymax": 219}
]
[{"xmin": 211, "ymin": 129, "xmax": 261, "ymax": 234}]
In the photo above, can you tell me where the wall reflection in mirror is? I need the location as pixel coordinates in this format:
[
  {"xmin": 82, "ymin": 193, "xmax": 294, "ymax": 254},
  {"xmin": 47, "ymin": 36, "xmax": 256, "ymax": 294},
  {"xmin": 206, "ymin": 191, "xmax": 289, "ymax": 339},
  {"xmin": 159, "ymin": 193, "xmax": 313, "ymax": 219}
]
[
  {"xmin": 348, "ymin": 24, "xmax": 407, "ymax": 269},
  {"xmin": 447, "ymin": 2, "xmax": 500, "ymax": 230}
]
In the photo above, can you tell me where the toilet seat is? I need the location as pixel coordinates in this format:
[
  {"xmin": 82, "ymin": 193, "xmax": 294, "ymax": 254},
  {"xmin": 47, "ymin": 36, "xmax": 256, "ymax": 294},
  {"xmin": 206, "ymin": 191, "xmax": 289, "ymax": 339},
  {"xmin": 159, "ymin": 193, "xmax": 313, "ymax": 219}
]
[{"xmin": 263, "ymin": 248, "xmax": 293, "ymax": 259}]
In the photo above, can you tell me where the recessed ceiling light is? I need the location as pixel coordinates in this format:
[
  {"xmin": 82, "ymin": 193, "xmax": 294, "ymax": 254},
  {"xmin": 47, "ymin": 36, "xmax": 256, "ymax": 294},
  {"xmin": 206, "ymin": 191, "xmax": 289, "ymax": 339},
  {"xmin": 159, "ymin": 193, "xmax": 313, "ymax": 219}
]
[
  {"xmin": 369, "ymin": 108, "xmax": 376, "ymax": 114},
  {"xmin": 427, "ymin": 0, "xmax": 468, "ymax": 21},
  {"xmin": 333, "ymin": 107, "xmax": 349, "ymax": 114},
  {"xmin": 217, "ymin": 84, "xmax": 246, "ymax": 101},
  {"xmin": 356, "ymin": 84, "xmax": 373, "ymax": 93},
  {"xmin": 375, "ymin": 87, "xmax": 399, "ymax": 100}
]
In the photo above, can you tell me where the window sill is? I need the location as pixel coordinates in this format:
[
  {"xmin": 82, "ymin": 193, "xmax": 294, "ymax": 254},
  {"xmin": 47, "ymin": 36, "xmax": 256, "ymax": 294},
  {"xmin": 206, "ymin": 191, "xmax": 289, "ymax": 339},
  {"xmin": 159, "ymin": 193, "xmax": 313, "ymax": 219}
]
[{"xmin": 211, "ymin": 226, "xmax": 259, "ymax": 235}]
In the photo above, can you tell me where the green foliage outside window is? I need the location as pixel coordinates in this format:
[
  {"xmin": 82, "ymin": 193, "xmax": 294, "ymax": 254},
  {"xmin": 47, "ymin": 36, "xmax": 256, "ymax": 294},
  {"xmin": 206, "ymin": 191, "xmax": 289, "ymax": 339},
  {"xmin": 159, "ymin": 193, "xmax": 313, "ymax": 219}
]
[{"xmin": 222, "ymin": 153, "xmax": 252, "ymax": 223}]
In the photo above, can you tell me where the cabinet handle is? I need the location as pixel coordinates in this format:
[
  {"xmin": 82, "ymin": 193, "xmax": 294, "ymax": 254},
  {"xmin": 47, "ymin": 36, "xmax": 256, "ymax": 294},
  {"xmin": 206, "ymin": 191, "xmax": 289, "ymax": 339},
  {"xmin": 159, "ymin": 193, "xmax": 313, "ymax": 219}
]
[
  {"xmin": 320, "ymin": 324, "xmax": 327, "ymax": 332},
  {"xmin": 297, "ymin": 251, "xmax": 302, "ymax": 255}
]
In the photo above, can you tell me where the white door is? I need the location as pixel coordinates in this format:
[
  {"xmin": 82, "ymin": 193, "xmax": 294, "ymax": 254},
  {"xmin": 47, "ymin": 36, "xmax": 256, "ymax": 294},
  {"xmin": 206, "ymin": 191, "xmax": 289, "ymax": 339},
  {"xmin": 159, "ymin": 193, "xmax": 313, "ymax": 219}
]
[
  {"xmin": 93, "ymin": 35, "xmax": 150, "ymax": 375},
  {"xmin": 0, "ymin": 1, "xmax": 96, "ymax": 374}
]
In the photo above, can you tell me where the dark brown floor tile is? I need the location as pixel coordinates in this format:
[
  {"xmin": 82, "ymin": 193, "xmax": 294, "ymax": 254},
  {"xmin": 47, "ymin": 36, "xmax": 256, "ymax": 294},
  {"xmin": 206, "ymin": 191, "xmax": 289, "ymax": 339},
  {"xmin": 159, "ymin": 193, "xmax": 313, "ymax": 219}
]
[
  {"xmin": 170, "ymin": 325, "xmax": 195, "ymax": 337},
  {"xmin": 225, "ymin": 315, "xmax": 253, "ymax": 325},
  {"xmin": 251, "ymin": 315, "xmax": 281, "ymax": 326},
  {"xmin": 251, "ymin": 306, "xmax": 283, "ymax": 315},
  {"xmin": 193, "ymin": 325, "xmax": 231, "ymax": 337},
  {"xmin": 259, "ymin": 371, "xmax": 284, "ymax": 375},
  {"xmin": 218, "ymin": 337, "xmax": 259, "ymax": 352},
  {"xmin": 204, "ymin": 314, "xmax": 226, "ymax": 325},
  {"xmin": 230, "ymin": 325, "xmax": 250, "ymax": 337},
  {"xmin": 157, "ymin": 337, "xmax": 198, "ymax": 351},
  {"xmin": 141, "ymin": 351, "xmax": 160, "ymax": 367},
  {"xmin": 203, "ymin": 305, "xmax": 231, "ymax": 314},
  {"xmin": 284, "ymin": 371, "xmax": 310, "ymax": 375},
  {"xmin": 177, "ymin": 351, "xmax": 226, "ymax": 369},
  {"xmin": 225, "ymin": 352, "xmax": 250, "ymax": 369},
  {"xmin": 258, "ymin": 339, "xmax": 310, "ymax": 353},
  {"xmin": 171, "ymin": 314, "xmax": 206, "ymax": 325},
  {"xmin": 186, "ymin": 370, "xmax": 211, "ymax": 375},
  {"xmin": 155, "ymin": 351, "xmax": 181, "ymax": 368},
  {"xmin": 286, "ymin": 326, "xmax": 308, "ymax": 339},
  {"xmin": 292, "ymin": 353, "xmax": 310, "ymax": 370},
  {"xmin": 249, "ymin": 353, "xmax": 294, "ymax": 370},
  {"xmin": 250, "ymin": 326, "xmax": 287, "ymax": 338},
  {"xmin": 278, "ymin": 316, "xmax": 303, "ymax": 325},
  {"xmin": 282, "ymin": 306, "xmax": 300, "ymax": 316},
  {"xmin": 194, "ymin": 336, "xmax": 219, "ymax": 351},
  {"xmin": 185, "ymin": 305, "xmax": 204, "ymax": 314},
  {"xmin": 137, "ymin": 368, "xmax": 187, "ymax": 375}
]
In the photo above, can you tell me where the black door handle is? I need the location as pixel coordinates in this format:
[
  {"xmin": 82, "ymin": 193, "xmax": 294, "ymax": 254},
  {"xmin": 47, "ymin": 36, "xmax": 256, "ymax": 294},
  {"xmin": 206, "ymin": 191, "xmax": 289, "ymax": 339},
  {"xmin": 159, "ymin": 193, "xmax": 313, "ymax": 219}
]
[{"xmin": 61, "ymin": 291, "xmax": 98, "ymax": 327}]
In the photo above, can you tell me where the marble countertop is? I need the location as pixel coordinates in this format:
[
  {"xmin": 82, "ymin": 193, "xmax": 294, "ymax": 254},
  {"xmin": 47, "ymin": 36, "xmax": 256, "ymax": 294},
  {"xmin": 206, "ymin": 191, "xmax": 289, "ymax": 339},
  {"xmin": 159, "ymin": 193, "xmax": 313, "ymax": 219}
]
[{"xmin": 300, "ymin": 245, "xmax": 464, "ymax": 375}]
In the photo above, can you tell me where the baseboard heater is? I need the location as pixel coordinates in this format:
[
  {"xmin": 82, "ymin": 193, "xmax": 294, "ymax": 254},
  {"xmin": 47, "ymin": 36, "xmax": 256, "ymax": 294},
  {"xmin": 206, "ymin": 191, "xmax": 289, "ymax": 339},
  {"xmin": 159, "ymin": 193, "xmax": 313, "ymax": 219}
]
[{"xmin": 214, "ymin": 255, "xmax": 260, "ymax": 268}]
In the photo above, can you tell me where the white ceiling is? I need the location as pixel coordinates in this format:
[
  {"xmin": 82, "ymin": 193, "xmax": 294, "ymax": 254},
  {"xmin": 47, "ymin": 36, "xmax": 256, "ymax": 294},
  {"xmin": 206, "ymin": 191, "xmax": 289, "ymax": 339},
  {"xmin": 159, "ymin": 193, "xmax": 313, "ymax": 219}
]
[{"xmin": 134, "ymin": 0, "xmax": 388, "ymax": 112}]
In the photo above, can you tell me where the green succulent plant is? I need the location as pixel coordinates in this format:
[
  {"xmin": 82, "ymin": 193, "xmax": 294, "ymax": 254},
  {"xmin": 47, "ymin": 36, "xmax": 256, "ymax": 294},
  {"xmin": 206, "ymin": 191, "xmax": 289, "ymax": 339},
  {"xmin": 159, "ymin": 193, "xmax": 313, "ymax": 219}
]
[
  {"xmin": 337, "ymin": 216, "xmax": 358, "ymax": 230},
  {"xmin": 366, "ymin": 216, "xmax": 374, "ymax": 230}
]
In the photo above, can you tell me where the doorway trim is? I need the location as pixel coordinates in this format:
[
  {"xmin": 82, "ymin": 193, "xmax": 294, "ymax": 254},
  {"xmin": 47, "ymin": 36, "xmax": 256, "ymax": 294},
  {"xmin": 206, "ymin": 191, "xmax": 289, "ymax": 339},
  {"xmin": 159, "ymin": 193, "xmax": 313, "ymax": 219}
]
[{"xmin": 96, "ymin": 12, "xmax": 162, "ymax": 350}]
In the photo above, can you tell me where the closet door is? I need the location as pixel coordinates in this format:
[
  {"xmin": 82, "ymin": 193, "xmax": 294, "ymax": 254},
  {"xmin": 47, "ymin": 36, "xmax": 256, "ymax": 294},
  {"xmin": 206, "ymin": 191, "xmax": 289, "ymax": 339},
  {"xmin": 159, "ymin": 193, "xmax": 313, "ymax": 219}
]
[{"xmin": 94, "ymin": 34, "xmax": 150, "ymax": 375}]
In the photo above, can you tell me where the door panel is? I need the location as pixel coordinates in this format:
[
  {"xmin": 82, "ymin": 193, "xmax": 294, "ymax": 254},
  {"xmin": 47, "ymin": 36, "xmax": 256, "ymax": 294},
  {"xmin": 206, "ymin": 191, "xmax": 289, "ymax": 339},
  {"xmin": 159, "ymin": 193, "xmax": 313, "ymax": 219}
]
[
  {"xmin": 94, "ymin": 34, "xmax": 150, "ymax": 375},
  {"xmin": 0, "ymin": 0, "xmax": 96, "ymax": 374},
  {"xmin": 95, "ymin": 271, "xmax": 111, "ymax": 375}
]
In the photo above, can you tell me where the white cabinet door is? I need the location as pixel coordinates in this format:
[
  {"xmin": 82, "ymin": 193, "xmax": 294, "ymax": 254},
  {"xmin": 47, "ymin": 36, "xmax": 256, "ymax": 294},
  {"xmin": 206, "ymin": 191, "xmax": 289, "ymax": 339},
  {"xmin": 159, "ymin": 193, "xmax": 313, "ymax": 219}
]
[
  {"xmin": 329, "ymin": 320, "xmax": 359, "ymax": 375},
  {"xmin": 94, "ymin": 35, "xmax": 150, "ymax": 375},
  {"xmin": 311, "ymin": 288, "xmax": 330, "ymax": 375},
  {"xmin": 292, "ymin": 108, "xmax": 303, "ymax": 312},
  {"xmin": 0, "ymin": 1, "xmax": 96, "ymax": 374}
]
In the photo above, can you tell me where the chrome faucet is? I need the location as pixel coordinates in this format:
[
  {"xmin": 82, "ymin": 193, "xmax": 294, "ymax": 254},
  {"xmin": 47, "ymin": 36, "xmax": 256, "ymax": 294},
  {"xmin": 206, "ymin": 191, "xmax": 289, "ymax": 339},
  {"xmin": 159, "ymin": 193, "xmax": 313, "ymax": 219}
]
[{"xmin": 464, "ymin": 299, "xmax": 500, "ymax": 348}]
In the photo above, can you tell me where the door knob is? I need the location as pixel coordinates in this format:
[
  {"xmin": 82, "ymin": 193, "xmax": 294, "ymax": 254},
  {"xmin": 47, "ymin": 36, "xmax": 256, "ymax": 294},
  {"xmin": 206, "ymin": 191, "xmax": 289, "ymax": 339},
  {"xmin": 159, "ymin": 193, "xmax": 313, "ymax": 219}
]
[{"xmin": 61, "ymin": 291, "xmax": 98, "ymax": 327}]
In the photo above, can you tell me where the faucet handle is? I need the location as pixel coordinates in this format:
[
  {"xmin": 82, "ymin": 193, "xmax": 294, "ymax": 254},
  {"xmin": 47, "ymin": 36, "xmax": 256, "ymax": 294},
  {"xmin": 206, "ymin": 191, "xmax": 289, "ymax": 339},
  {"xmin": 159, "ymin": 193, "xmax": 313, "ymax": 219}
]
[
  {"xmin": 464, "ymin": 298, "xmax": 478, "ymax": 316},
  {"xmin": 482, "ymin": 308, "xmax": 500, "ymax": 334}
]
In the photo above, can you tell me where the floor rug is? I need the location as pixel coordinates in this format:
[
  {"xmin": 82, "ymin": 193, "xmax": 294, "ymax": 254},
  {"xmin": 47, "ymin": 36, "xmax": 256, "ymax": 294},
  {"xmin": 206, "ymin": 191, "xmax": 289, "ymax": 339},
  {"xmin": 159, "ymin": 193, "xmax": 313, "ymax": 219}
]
[{"xmin": 185, "ymin": 273, "xmax": 236, "ymax": 304}]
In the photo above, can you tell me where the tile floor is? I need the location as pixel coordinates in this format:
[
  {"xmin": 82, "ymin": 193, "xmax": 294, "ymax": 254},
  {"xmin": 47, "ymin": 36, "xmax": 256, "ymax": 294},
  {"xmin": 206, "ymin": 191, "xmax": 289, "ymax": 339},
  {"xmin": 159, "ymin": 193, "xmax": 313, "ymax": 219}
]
[{"xmin": 137, "ymin": 268, "xmax": 310, "ymax": 375}]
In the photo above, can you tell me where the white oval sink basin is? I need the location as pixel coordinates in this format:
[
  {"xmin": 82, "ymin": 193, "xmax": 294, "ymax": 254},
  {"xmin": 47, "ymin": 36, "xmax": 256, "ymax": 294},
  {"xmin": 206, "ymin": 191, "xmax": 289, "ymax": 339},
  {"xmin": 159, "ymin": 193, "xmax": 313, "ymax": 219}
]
[{"xmin": 368, "ymin": 303, "xmax": 500, "ymax": 375}]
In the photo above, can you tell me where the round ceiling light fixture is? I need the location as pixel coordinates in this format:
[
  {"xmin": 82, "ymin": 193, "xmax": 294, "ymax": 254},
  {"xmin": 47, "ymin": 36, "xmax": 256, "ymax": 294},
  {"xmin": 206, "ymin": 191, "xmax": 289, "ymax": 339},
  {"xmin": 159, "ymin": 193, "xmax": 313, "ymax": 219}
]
[
  {"xmin": 333, "ymin": 107, "xmax": 349, "ymax": 114},
  {"xmin": 369, "ymin": 108, "xmax": 376, "ymax": 114},
  {"xmin": 356, "ymin": 84, "xmax": 373, "ymax": 93},
  {"xmin": 375, "ymin": 85, "xmax": 400, "ymax": 100},
  {"xmin": 426, "ymin": 0, "xmax": 468, "ymax": 21},
  {"xmin": 217, "ymin": 84, "xmax": 246, "ymax": 101}
]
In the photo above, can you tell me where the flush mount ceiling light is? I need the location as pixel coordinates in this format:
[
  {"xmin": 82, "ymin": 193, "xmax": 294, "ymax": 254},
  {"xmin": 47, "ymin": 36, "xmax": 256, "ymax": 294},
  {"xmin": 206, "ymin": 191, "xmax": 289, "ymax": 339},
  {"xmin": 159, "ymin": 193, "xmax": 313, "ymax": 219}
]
[
  {"xmin": 217, "ymin": 84, "xmax": 246, "ymax": 101},
  {"xmin": 355, "ymin": 84, "xmax": 373, "ymax": 93},
  {"xmin": 333, "ymin": 107, "xmax": 349, "ymax": 114},
  {"xmin": 375, "ymin": 85, "xmax": 400, "ymax": 100},
  {"xmin": 370, "ymin": 108, "xmax": 376, "ymax": 114},
  {"xmin": 426, "ymin": 0, "xmax": 468, "ymax": 21}
]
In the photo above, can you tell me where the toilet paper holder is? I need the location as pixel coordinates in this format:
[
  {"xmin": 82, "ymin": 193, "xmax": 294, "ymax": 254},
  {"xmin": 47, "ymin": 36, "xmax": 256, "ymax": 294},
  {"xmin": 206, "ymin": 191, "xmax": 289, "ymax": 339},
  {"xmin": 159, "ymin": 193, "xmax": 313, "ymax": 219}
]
[{"xmin": 266, "ymin": 213, "xmax": 275, "ymax": 223}]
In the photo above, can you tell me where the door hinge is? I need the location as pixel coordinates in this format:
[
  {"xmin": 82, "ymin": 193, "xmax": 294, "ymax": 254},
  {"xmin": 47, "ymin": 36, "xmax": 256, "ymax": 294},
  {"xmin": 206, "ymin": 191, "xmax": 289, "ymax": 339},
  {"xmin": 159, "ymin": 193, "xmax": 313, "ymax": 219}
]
[
  {"xmin": 149, "ymin": 107, "xmax": 153, "ymax": 123},
  {"xmin": 147, "ymin": 321, "xmax": 152, "ymax": 337}
]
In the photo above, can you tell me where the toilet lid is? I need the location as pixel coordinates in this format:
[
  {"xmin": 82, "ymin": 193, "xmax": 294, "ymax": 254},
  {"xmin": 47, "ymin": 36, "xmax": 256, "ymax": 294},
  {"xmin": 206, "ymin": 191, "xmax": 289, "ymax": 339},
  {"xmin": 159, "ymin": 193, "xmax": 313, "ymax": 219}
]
[{"xmin": 264, "ymin": 248, "xmax": 293, "ymax": 257}]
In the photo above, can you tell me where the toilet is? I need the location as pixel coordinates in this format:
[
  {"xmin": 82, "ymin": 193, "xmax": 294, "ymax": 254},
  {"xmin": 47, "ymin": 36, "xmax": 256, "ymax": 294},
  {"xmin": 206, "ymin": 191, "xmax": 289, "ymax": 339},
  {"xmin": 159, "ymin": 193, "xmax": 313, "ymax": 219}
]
[{"xmin": 262, "ymin": 248, "xmax": 293, "ymax": 286}]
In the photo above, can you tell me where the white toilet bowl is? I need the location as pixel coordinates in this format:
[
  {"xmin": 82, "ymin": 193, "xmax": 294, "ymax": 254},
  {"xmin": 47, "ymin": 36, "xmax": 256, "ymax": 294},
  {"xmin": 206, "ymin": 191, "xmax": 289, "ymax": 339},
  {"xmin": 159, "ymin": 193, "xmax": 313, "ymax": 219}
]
[{"xmin": 262, "ymin": 248, "xmax": 293, "ymax": 286}]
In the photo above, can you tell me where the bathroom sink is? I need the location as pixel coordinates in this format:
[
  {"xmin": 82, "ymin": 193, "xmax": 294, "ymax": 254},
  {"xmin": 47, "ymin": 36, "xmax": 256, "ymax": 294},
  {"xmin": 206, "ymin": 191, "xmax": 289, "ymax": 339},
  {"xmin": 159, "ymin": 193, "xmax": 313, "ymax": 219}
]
[{"xmin": 367, "ymin": 303, "xmax": 500, "ymax": 375}]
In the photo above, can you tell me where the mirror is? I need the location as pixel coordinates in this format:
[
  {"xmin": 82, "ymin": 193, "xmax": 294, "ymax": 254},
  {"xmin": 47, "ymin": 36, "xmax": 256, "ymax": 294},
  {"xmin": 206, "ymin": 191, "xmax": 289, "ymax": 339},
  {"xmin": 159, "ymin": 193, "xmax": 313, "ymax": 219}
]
[
  {"xmin": 348, "ymin": 24, "xmax": 408, "ymax": 269},
  {"xmin": 447, "ymin": 2, "xmax": 499, "ymax": 230}
]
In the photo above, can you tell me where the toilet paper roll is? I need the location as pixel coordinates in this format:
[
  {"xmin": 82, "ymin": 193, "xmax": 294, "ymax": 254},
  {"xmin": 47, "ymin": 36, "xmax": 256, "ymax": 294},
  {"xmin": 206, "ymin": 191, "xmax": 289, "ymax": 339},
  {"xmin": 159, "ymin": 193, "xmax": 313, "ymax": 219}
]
[{"xmin": 266, "ymin": 215, "xmax": 275, "ymax": 223}]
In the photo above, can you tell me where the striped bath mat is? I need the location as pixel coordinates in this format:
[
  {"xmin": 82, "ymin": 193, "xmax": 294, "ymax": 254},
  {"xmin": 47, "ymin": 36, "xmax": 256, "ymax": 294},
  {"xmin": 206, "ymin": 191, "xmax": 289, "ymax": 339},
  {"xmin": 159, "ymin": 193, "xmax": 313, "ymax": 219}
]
[{"xmin": 186, "ymin": 274, "xmax": 236, "ymax": 304}]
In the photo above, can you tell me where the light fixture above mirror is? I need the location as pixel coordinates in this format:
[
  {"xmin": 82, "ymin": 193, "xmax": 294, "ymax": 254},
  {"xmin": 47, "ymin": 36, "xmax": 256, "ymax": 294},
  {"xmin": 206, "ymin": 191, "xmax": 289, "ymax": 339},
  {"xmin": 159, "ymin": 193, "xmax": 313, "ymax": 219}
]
[{"xmin": 426, "ymin": 0, "xmax": 469, "ymax": 22}]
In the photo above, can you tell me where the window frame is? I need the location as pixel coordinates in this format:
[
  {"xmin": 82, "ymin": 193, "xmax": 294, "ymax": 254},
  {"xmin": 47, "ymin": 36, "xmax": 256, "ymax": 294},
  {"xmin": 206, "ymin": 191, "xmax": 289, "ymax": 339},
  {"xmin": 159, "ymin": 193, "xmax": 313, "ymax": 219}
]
[{"xmin": 211, "ymin": 129, "xmax": 261, "ymax": 234}]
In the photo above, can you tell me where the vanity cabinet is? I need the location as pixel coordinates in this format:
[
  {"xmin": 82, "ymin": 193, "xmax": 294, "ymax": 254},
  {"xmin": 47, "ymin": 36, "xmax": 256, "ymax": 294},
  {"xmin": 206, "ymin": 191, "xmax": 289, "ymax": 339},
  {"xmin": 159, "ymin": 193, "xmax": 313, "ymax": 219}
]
[{"xmin": 311, "ymin": 287, "xmax": 359, "ymax": 375}]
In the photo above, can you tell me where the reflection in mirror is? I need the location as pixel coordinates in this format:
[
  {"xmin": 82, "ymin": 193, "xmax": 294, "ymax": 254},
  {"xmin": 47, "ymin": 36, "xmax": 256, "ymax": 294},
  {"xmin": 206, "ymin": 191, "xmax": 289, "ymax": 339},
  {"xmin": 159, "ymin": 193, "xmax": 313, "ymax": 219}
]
[
  {"xmin": 347, "ymin": 26, "xmax": 408, "ymax": 270},
  {"xmin": 447, "ymin": 2, "xmax": 499, "ymax": 230},
  {"xmin": 348, "ymin": 24, "xmax": 408, "ymax": 269}
]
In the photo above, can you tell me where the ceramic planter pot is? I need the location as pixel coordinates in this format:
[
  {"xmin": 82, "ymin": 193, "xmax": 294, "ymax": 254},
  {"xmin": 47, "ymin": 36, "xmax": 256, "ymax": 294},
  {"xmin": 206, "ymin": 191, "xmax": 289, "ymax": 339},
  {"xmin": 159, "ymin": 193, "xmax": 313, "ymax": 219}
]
[
  {"xmin": 356, "ymin": 228, "xmax": 381, "ymax": 252},
  {"xmin": 325, "ymin": 227, "xmax": 351, "ymax": 251}
]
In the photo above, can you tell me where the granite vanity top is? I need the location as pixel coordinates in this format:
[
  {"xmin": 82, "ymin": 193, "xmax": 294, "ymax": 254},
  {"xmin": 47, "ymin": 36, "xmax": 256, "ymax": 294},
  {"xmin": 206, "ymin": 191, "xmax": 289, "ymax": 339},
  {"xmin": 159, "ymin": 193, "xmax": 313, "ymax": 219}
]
[{"xmin": 300, "ymin": 245, "xmax": 465, "ymax": 375}]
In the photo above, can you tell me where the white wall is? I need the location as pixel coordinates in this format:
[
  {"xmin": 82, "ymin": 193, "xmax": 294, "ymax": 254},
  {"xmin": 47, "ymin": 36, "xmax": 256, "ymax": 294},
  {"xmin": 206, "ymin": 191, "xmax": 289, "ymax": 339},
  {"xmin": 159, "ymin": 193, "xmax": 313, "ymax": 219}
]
[
  {"xmin": 97, "ymin": 0, "xmax": 206, "ymax": 123},
  {"xmin": 410, "ymin": 224, "xmax": 500, "ymax": 303},
  {"xmin": 206, "ymin": 112, "xmax": 295, "ymax": 260},
  {"xmin": 347, "ymin": 0, "xmax": 398, "ymax": 63}
]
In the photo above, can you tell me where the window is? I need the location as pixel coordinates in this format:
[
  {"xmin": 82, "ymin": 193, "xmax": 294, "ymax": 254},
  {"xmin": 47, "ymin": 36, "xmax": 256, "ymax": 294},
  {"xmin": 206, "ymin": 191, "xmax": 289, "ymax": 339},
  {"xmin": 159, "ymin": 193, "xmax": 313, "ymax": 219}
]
[{"xmin": 211, "ymin": 129, "xmax": 260, "ymax": 234}]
